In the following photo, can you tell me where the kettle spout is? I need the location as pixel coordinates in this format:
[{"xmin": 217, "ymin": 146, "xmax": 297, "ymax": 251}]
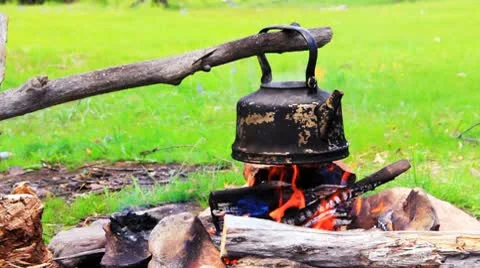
[
  {"xmin": 317, "ymin": 90, "xmax": 344, "ymax": 140},
  {"xmin": 326, "ymin": 89, "xmax": 344, "ymax": 111}
]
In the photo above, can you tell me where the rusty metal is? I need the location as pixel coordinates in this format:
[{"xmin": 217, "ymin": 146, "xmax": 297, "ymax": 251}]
[{"xmin": 232, "ymin": 25, "xmax": 349, "ymax": 164}]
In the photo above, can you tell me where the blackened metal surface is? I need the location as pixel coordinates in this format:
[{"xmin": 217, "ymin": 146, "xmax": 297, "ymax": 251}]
[{"xmin": 232, "ymin": 87, "xmax": 349, "ymax": 164}]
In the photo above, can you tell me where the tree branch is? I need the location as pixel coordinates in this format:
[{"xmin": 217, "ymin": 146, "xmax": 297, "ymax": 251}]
[
  {"xmin": 0, "ymin": 13, "xmax": 7, "ymax": 87},
  {"xmin": 0, "ymin": 26, "xmax": 332, "ymax": 121}
]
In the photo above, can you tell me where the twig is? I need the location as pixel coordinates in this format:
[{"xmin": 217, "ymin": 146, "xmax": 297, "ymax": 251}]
[
  {"xmin": 139, "ymin": 144, "xmax": 195, "ymax": 156},
  {"xmin": 457, "ymin": 122, "xmax": 480, "ymax": 138},
  {"xmin": 455, "ymin": 122, "xmax": 480, "ymax": 143}
]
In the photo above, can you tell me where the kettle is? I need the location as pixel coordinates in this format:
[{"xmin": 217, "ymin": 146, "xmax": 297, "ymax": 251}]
[{"xmin": 231, "ymin": 25, "xmax": 349, "ymax": 165}]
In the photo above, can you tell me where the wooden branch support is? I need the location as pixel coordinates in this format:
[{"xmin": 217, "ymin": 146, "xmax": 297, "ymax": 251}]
[
  {"xmin": 0, "ymin": 13, "xmax": 7, "ymax": 86},
  {"xmin": 0, "ymin": 26, "xmax": 332, "ymax": 121},
  {"xmin": 221, "ymin": 215, "xmax": 480, "ymax": 267}
]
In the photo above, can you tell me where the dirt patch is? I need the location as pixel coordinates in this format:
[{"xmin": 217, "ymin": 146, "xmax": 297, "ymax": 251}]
[{"xmin": 0, "ymin": 161, "xmax": 226, "ymax": 200}]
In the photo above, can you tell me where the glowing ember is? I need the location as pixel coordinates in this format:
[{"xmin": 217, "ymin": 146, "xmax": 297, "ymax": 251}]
[{"xmin": 222, "ymin": 257, "xmax": 239, "ymax": 265}]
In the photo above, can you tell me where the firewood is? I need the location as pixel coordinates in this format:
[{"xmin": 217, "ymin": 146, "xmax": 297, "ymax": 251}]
[
  {"xmin": 221, "ymin": 215, "xmax": 480, "ymax": 267},
  {"xmin": 0, "ymin": 187, "xmax": 57, "ymax": 267},
  {"xmin": 351, "ymin": 187, "xmax": 480, "ymax": 231},
  {"xmin": 350, "ymin": 187, "xmax": 439, "ymax": 231},
  {"xmin": 0, "ymin": 26, "xmax": 332, "ymax": 121},
  {"xmin": 210, "ymin": 160, "xmax": 411, "ymax": 232},
  {"xmin": 148, "ymin": 212, "xmax": 225, "ymax": 268}
]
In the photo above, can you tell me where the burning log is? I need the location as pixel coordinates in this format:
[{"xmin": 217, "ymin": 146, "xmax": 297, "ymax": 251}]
[
  {"xmin": 0, "ymin": 183, "xmax": 57, "ymax": 268},
  {"xmin": 148, "ymin": 212, "xmax": 225, "ymax": 268},
  {"xmin": 351, "ymin": 187, "xmax": 480, "ymax": 231},
  {"xmin": 350, "ymin": 187, "xmax": 440, "ymax": 231},
  {"xmin": 221, "ymin": 215, "xmax": 480, "ymax": 267}
]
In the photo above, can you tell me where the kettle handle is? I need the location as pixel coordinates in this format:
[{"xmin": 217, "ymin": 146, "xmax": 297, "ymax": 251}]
[{"xmin": 258, "ymin": 24, "xmax": 318, "ymax": 89}]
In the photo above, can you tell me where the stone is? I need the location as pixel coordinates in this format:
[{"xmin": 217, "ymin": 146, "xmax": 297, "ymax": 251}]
[
  {"xmin": 48, "ymin": 219, "xmax": 109, "ymax": 268},
  {"xmin": 148, "ymin": 212, "xmax": 225, "ymax": 268}
]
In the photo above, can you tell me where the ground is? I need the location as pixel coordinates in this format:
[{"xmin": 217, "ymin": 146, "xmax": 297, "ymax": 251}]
[{"xmin": 0, "ymin": 0, "xmax": 479, "ymax": 237}]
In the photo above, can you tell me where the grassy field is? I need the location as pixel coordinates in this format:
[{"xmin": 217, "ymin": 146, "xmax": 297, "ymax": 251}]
[{"xmin": 0, "ymin": 0, "xmax": 479, "ymax": 232}]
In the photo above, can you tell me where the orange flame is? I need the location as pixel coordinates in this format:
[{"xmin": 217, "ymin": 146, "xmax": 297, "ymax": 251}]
[
  {"xmin": 370, "ymin": 201, "xmax": 385, "ymax": 214},
  {"xmin": 269, "ymin": 165, "xmax": 305, "ymax": 222},
  {"xmin": 354, "ymin": 197, "xmax": 364, "ymax": 216},
  {"xmin": 304, "ymin": 189, "xmax": 353, "ymax": 230},
  {"xmin": 244, "ymin": 165, "xmax": 256, "ymax": 187},
  {"xmin": 312, "ymin": 213, "xmax": 336, "ymax": 230},
  {"xmin": 340, "ymin": 171, "xmax": 351, "ymax": 186}
]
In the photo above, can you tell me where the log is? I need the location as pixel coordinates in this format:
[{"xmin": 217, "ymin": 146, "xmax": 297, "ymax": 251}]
[
  {"xmin": 221, "ymin": 215, "xmax": 480, "ymax": 267},
  {"xmin": 0, "ymin": 13, "xmax": 7, "ymax": 86},
  {"xmin": 0, "ymin": 26, "xmax": 332, "ymax": 121},
  {"xmin": 0, "ymin": 189, "xmax": 58, "ymax": 267}
]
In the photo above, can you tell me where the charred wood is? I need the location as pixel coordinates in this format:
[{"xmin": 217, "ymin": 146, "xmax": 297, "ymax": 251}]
[{"xmin": 101, "ymin": 222, "xmax": 151, "ymax": 268}]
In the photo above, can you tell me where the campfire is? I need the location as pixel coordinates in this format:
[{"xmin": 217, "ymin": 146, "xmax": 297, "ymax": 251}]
[
  {"xmin": 1, "ymin": 24, "xmax": 480, "ymax": 268},
  {"xmin": 209, "ymin": 159, "xmax": 412, "ymax": 234}
]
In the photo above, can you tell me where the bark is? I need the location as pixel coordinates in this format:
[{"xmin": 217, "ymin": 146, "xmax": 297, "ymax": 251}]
[
  {"xmin": 0, "ymin": 193, "xmax": 57, "ymax": 268},
  {"xmin": 0, "ymin": 26, "xmax": 332, "ymax": 121},
  {"xmin": 235, "ymin": 256, "xmax": 315, "ymax": 268},
  {"xmin": 0, "ymin": 13, "xmax": 7, "ymax": 86},
  {"xmin": 221, "ymin": 215, "xmax": 480, "ymax": 267}
]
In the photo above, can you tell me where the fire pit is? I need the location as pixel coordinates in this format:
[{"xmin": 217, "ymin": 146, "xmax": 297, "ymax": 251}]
[{"xmin": 208, "ymin": 24, "xmax": 414, "ymax": 234}]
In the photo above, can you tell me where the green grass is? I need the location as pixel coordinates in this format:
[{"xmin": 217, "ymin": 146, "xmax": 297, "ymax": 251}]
[
  {"xmin": 42, "ymin": 168, "xmax": 243, "ymax": 242},
  {"xmin": 0, "ymin": 0, "xmax": 479, "ymax": 224}
]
